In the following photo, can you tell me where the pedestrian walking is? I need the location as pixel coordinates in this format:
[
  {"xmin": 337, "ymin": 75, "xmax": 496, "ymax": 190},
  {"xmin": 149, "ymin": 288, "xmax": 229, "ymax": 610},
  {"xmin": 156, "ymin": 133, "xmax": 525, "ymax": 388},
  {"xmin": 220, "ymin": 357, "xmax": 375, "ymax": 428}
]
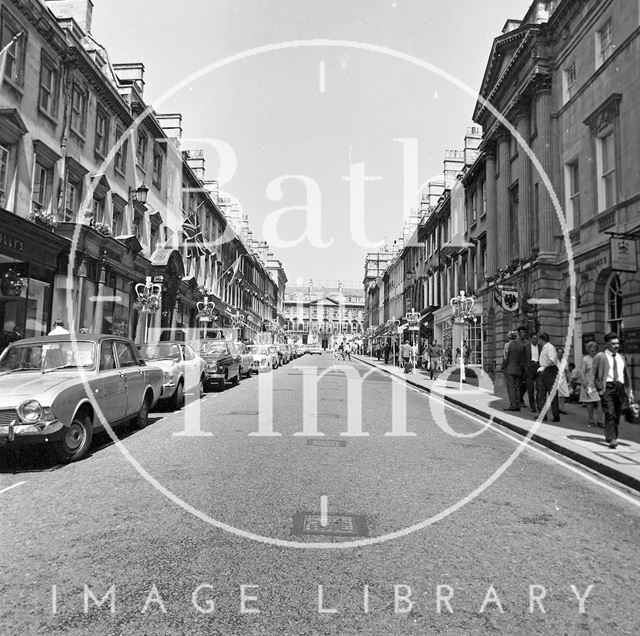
[
  {"xmin": 502, "ymin": 330, "xmax": 525, "ymax": 411},
  {"xmin": 383, "ymin": 340, "xmax": 390, "ymax": 364},
  {"xmin": 401, "ymin": 340, "xmax": 412, "ymax": 373},
  {"xmin": 375, "ymin": 341, "xmax": 381, "ymax": 361},
  {"xmin": 344, "ymin": 341, "xmax": 352, "ymax": 361},
  {"xmin": 579, "ymin": 341, "xmax": 603, "ymax": 427},
  {"xmin": 536, "ymin": 332, "xmax": 560, "ymax": 422},
  {"xmin": 524, "ymin": 333, "xmax": 540, "ymax": 413},
  {"xmin": 516, "ymin": 327, "xmax": 529, "ymax": 407},
  {"xmin": 592, "ymin": 332, "xmax": 634, "ymax": 449},
  {"xmin": 48, "ymin": 320, "xmax": 69, "ymax": 335},
  {"xmin": 427, "ymin": 340, "xmax": 443, "ymax": 380}
]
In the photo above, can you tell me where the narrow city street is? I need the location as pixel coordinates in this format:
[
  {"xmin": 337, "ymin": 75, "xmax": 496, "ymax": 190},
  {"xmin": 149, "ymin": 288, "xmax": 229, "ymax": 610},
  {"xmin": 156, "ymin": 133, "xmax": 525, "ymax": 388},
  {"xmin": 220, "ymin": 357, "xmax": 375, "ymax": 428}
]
[{"xmin": 2, "ymin": 353, "xmax": 639, "ymax": 635}]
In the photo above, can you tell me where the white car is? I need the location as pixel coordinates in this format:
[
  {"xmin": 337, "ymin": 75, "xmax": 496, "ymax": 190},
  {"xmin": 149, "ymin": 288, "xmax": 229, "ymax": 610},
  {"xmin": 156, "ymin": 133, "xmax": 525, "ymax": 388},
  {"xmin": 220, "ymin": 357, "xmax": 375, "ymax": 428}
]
[
  {"xmin": 138, "ymin": 341, "xmax": 207, "ymax": 410},
  {"xmin": 234, "ymin": 342, "xmax": 255, "ymax": 378},
  {"xmin": 247, "ymin": 344, "xmax": 278, "ymax": 372}
]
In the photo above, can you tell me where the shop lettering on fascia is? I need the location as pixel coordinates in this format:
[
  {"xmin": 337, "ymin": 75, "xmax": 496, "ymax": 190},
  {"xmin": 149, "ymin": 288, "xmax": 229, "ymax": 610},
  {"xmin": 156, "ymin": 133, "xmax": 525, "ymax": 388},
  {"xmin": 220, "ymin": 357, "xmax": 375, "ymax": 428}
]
[{"xmin": 0, "ymin": 231, "xmax": 25, "ymax": 255}]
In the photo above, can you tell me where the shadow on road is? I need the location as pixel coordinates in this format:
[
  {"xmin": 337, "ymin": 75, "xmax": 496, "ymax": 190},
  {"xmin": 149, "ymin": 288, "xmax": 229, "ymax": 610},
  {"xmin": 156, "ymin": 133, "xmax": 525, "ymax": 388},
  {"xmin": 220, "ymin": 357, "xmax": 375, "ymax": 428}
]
[{"xmin": 0, "ymin": 416, "xmax": 163, "ymax": 473}]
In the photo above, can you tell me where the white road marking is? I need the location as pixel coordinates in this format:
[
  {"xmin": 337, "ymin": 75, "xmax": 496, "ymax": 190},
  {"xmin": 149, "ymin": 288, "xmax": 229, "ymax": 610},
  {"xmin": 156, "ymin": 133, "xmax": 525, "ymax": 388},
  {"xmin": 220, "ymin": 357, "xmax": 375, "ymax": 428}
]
[
  {"xmin": 0, "ymin": 481, "xmax": 26, "ymax": 495},
  {"xmin": 318, "ymin": 60, "xmax": 326, "ymax": 93},
  {"xmin": 320, "ymin": 495, "xmax": 328, "ymax": 526},
  {"xmin": 370, "ymin": 362, "xmax": 640, "ymax": 510}
]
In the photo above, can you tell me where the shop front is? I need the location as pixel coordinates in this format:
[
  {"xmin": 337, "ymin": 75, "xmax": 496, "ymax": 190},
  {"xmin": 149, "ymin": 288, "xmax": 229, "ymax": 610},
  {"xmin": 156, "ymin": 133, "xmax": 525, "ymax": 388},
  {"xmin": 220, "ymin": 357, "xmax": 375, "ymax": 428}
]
[
  {"xmin": 55, "ymin": 224, "xmax": 150, "ymax": 341},
  {"xmin": 0, "ymin": 208, "xmax": 70, "ymax": 351},
  {"xmin": 434, "ymin": 299, "xmax": 483, "ymax": 368}
]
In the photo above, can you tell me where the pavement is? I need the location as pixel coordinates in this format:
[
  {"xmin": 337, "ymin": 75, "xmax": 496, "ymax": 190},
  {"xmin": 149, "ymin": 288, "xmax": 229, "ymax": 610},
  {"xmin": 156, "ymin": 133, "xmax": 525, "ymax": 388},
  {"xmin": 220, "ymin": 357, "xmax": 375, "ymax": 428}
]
[{"xmin": 355, "ymin": 354, "xmax": 640, "ymax": 492}]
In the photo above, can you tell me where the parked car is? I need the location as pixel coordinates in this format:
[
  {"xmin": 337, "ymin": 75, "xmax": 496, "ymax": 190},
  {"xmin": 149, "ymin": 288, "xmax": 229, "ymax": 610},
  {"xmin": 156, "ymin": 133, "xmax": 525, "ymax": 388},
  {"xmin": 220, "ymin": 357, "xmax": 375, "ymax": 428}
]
[
  {"xmin": 0, "ymin": 335, "xmax": 163, "ymax": 463},
  {"xmin": 276, "ymin": 343, "xmax": 291, "ymax": 365},
  {"xmin": 195, "ymin": 339, "xmax": 241, "ymax": 390},
  {"xmin": 268, "ymin": 345, "xmax": 280, "ymax": 368},
  {"xmin": 247, "ymin": 344, "xmax": 277, "ymax": 372},
  {"xmin": 234, "ymin": 342, "xmax": 255, "ymax": 378},
  {"xmin": 138, "ymin": 341, "xmax": 207, "ymax": 410}
]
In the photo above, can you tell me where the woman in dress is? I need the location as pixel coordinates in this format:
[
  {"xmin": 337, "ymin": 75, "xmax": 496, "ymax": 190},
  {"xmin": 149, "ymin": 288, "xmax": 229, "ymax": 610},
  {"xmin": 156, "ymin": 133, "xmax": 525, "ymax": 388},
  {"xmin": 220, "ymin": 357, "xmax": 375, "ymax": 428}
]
[{"xmin": 579, "ymin": 341, "xmax": 603, "ymax": 427}]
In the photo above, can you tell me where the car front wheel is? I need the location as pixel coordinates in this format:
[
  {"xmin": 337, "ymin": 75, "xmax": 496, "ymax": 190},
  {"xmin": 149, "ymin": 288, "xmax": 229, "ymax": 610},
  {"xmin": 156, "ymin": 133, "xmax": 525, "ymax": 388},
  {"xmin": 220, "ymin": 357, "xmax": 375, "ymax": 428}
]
[
  {"xmin": 171, "ymin": 381, "xmax": 184, "ymax": 410},
  {"xmin": 56, "ymin": 413, "xmax": 93, "ymax": 463},
  {"xmin": 134, "ymin": 393, "xmax": 152, "ymax": 429}
]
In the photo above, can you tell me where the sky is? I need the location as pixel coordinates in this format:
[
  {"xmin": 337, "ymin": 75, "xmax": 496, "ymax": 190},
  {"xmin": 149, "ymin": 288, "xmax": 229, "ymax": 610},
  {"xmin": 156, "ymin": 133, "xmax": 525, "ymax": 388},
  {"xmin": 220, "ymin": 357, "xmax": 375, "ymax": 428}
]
[{"xmin": 91, "ymin": 0, "xmax": 533, "ymax": 286}]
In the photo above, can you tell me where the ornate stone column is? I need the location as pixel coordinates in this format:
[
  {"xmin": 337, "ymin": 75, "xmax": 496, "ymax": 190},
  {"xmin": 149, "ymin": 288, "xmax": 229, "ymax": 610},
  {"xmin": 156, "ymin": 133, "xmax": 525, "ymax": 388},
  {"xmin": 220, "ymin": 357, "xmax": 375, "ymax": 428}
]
[
  {"xmin": 534, "ymin": 75, "xmax": 556, "ymax": 259},
  {"xmin": 516, "ymin": 99, "xmax": 532, "ymax": 258},
  {"xmin": 484, "ymin": 144, "xmax": 497, "ymax": 276},
  {"xmin": 496, "ymin": 127, "xmax": 511, "ymax": 270}
]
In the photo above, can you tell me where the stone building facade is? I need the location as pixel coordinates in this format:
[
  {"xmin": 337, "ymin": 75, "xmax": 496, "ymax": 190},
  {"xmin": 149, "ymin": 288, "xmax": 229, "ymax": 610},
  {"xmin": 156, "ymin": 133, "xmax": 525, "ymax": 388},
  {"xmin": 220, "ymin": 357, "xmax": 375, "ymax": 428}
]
[{"xmin": 0, "ymin": 0, "xmax": 285, "ymax": 349}]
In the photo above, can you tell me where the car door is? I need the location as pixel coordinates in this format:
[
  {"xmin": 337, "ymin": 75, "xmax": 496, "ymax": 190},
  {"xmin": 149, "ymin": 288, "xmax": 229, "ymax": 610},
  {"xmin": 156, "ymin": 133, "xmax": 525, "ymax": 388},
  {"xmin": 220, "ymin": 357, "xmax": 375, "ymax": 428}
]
[
  {"xmin": 99, "ymin": 340, "xmax": 126, "ymax": 423},
  {"xmin": 115, "ymin": 340, "xmax": 144, "ymax": 417}
]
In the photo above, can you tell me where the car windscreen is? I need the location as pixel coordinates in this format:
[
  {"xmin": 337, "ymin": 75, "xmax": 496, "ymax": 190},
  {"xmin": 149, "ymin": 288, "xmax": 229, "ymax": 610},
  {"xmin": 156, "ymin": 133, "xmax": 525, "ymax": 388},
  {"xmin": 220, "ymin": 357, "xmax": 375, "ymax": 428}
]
[
  {"xmin": 139, "ymin": 343, "xmax": 181, "ymax": 361},
  {"xmin": 248, "ymin": 345, "xmax": 270, "ymax": 355},
  {"xmin": 0, "ymin": 341, "xmax": 96, "ymax": 373},
  {"xmin": 199, "ymin": 341, "xmax": 227, "ymax": 354}
]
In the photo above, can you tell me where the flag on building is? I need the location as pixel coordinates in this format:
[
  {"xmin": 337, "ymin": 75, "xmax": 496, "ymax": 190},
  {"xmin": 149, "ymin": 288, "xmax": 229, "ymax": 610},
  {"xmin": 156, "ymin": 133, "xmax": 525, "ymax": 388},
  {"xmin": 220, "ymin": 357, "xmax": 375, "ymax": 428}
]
[
  {"xmin": 182, "ymin": 213, "xmax": 206, "ymax": 257},
  {"xmin": 228, "ymin": 255, "xmax": 242, "ymax": 285}
]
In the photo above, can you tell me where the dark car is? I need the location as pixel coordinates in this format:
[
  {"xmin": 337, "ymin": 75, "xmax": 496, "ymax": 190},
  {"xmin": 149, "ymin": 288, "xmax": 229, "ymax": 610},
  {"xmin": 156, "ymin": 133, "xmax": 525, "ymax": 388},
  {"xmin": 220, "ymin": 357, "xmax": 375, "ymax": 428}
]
[{"xmin": 195, "ymin": 339, "xmax": 241, "ymax": 391}]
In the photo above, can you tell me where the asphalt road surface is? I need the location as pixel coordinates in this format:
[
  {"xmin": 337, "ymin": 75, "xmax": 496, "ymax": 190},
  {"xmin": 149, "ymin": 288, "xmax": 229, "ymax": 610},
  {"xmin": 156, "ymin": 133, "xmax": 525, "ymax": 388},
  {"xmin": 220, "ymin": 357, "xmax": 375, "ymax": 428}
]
[{"xmin": 2, "ymin": 352, "xmax": 640, "ymax": 635}]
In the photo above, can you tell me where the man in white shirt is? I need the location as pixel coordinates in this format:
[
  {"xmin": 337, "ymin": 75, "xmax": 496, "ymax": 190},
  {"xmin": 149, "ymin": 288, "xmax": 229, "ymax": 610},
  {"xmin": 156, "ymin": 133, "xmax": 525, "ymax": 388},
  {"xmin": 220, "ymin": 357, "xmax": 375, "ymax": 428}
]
[
  {"xmin": 592, "ymin": 332, "xmax": 634, "ymax": 448},
  {"xmin": 48, "ymin": 320, "xmax": 70, "ymax": 336},
  {"xmin": 523, "ymin": 332, "xmax": 540, "ymax": 413},
  {"xmin": 536, "ymin": 332, "xmax": 560, "ymax": 421}
]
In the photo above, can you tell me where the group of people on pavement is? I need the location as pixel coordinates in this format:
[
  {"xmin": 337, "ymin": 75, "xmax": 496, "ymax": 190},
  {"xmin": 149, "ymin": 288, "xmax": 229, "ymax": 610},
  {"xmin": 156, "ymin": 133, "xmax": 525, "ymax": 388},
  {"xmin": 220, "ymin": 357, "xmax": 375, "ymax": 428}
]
[{"xmin": 502, "ymin": 327, "xmax": 634, "ymax": 449}]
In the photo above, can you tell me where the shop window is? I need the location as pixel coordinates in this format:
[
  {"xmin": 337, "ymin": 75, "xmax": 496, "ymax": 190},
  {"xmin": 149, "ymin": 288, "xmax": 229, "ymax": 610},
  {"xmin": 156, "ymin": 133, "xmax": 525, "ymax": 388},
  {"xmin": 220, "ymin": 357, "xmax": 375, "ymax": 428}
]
[
  {"xmin": 70, "ymin": 82, "xmax": 88, "ymax": 137},
  {"xmin": 38, "ymin": 53, "xmax": 60, "ymax": 119},
  {"xmin": 605, "ymin": 273, "xmax": 623, "ymax": 337},
  {"xmin": 596, "ymin": 18, "xmax": 613, "ymax": 68},
  {"xmin": 32, "ymin": 162, "xmax": 51, "ymax": 214},
  {"xmin": 95, "ymin": 106, "xmax": 110, "ymax": 158},
  {"xmin": 0, "ymin": 143, "xmax": 8, "ymax": 207},
  {"xmin": 1, "ymin": 8, "xmax": 26, "ymax": 88},
  {"xmin": 64, "ymin": 177, "xmax": 81, "ymax": 222},
  {"xmin": 564, "ymin": 160, "xmax": 580, "ymax": 229},
  {"xmin": 114, "ymin": 125, "xmax": 128, "ymax": 175}
]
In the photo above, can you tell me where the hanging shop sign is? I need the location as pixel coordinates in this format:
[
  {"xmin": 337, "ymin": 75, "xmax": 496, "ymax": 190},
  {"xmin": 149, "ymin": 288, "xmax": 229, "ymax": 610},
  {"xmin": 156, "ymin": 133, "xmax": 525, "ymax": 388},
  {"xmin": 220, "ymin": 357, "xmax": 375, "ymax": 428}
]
[
  {"xmin": 494, "ymin": 285, "xmax": 519, "ymax": 312},
  {"xmin": 610, "ymin": 237, "xmax": 638, "ymax": 273}
]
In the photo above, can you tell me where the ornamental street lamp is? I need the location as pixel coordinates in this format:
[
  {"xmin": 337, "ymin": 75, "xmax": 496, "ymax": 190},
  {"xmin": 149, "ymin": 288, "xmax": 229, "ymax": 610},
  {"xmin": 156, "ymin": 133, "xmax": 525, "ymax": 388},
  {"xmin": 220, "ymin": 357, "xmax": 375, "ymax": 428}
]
[
  {"xmin": 450, "ymin": 290, "xmax": 476, "ymax": 390},
  {"xmin": 135, "ymin": 276, "xmax": 162, "ymax": 341}
]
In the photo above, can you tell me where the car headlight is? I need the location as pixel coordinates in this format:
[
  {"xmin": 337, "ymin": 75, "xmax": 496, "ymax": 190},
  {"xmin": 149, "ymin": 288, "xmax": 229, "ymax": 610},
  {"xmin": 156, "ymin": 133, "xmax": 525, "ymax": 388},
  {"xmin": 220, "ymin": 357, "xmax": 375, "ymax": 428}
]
[{"xmin": 18, "ymin": 400, "xmax": 44, "ymax": 423}]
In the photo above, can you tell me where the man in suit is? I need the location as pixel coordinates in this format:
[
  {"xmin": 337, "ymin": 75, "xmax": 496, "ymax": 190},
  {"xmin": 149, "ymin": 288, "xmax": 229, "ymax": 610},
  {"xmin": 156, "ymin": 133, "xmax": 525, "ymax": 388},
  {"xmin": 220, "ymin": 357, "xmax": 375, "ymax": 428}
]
[
  {"xmin": 536, "ymin": 332, "xmax": 560, "ymax": 422},
  {"xmin": 523, "ymin": 331, "xmax": 540, "ymax": 413},
  {"xmin": 592, "ymin": 332, "xmax": 634, "ymax": 449},
  {"xmin": 503, "ymin": 330, "xmax": 525, "ymax": 411}
]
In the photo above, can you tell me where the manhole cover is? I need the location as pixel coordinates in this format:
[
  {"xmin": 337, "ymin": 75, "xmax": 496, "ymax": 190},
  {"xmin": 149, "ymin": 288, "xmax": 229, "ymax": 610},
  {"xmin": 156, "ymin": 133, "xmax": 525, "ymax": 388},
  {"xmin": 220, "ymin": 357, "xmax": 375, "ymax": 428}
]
[
  {"xmin": 291, "ymin": 512, "xmax": 368, "ymax": 537},
  {"xmin": 306, "ymin": 439, "xmax": 347, "ymax": 448}
]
